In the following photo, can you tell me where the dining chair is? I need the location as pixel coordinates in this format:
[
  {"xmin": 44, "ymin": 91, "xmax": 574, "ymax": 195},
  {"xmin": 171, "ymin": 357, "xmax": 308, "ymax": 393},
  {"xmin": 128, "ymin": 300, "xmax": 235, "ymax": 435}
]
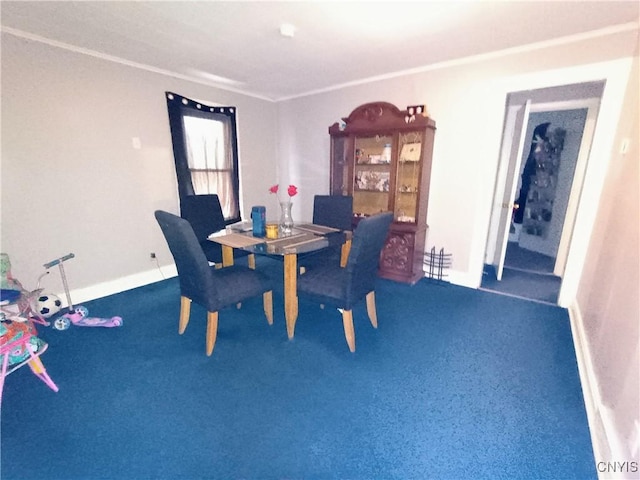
[
  {"xmin": 312, "ymin": 195, "xmax": 353, "ymax": 232},
  {"xmin": 299, "ymin": 195, "xmax": 353, "ymax": 271},
  {"xmin": 296, "ymin": 211, "xmax": 393, "ymax": 352},
  {"xmin": 180, "ymin": 194, "xmax": 252, "ymax": 267},
  {"xmin": 154, "ymin": 210, "xmax": 274, "ymax": 356}
]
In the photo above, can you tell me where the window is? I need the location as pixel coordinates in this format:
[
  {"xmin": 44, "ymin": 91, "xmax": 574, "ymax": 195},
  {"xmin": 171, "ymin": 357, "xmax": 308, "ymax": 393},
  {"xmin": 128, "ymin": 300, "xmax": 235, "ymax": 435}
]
[{"xmin": 165, "ymin": 92, "xmax": 241, "ymax": 223}]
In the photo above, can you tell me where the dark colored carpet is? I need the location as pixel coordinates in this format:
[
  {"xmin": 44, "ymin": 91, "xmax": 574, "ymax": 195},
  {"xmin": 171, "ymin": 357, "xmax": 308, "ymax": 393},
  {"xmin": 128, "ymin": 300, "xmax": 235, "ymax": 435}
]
[
  {"xmin": 481, "ymin": 264, "xmax": 561, "ymax": 305},
  {"xmin": 1, "ymin": 258, "xmax": 595, "ymax": 479},
  {"xmin": 504, "ymin": 243, "xmax": 556, "ymax": 275}
]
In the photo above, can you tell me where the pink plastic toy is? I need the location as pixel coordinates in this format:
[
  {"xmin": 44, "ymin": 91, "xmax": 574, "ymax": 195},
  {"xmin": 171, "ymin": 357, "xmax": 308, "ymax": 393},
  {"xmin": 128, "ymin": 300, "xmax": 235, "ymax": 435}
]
[
  {"xmin": 43, "ymin": 254, "xmax": 123, "ymax": 330},
  {"xmin": 67, "ymin": 311, "xmax": 123, "ymax": 328}
]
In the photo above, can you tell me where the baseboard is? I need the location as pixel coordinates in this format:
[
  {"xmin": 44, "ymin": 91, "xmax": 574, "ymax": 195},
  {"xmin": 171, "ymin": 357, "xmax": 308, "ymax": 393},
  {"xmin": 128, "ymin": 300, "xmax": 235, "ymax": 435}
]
[
  {"xmin": 53, "ymin": 265, "xmax": 178, "ymax": 306},
  {"xmin": 568, "ymin": 301, "xmax": 633, "ymax": 479},
  {"xmin": 67, "ymin": 264, "xmax": 477, "ymax": 306},
  {"xmin": 68, "ymin": 262, "xmax": 467, "ymax": 304},
  {"xmin": 438, "ymin": 269, "xmax": 479, "ymax": 289}
]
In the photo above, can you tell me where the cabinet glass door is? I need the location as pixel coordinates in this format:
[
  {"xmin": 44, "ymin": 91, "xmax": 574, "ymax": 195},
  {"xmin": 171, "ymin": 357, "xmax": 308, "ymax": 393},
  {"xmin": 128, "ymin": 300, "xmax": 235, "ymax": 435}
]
[
  {"xmin": 394, "ymin": 131, "xmax": 423, "ymax": 223},
  {"xmin": 352, "ymin": 134, "xmax": 393, "ymax": 218},
  {"xmin": 330, "ymin": 136, "xmax": 349, "ymax": 195}
]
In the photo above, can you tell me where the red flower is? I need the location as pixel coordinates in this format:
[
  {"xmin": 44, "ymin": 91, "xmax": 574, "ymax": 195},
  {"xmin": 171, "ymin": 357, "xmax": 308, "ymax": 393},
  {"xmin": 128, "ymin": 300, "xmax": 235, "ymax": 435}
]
[{"xmin": 269, "ymin": 184, "xmax": 298, "ymax": 198}]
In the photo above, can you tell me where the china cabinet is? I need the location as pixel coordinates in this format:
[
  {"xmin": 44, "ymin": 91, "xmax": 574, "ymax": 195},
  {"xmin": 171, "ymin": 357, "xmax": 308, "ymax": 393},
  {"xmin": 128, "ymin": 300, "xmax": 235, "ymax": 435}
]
[{"xmin": 329, "ymin": 102, "xmax": 436, "ymax": 284}]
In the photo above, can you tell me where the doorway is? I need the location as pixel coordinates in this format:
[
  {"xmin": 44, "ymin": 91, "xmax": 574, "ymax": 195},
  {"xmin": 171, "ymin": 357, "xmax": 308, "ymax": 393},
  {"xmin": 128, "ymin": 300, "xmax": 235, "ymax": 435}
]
[{"xmin": 482, "ymin": 81, "xmax": 605, "ymax": 304}]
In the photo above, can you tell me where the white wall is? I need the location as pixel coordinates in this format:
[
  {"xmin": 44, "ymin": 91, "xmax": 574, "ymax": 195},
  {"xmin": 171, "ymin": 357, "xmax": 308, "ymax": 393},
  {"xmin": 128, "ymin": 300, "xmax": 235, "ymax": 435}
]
[
  {"xmin": 1, "ymin": 34, "xmax": 279, "ymax": 301},
  {"xmin": 572, "ymin": 53, "xmax": 639, "ymax": 474}
]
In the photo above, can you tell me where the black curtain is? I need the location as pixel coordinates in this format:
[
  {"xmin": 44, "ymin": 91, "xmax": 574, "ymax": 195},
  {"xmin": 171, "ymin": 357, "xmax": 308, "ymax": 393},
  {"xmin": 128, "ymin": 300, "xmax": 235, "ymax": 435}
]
[{"xmin": 165, "ymin": 91, "xmax": 240, "ymax": 220}]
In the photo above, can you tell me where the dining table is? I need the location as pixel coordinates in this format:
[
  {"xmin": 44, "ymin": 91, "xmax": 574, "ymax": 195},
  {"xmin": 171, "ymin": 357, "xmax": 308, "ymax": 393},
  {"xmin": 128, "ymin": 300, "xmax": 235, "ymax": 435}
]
[{"xmin": 209, "ymin": 222, "xmax": 351, "ymax": 339}]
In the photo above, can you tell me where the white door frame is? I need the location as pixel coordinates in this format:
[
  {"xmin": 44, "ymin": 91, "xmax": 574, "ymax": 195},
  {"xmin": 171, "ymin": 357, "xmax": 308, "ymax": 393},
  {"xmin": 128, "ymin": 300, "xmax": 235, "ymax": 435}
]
[
  {"xmin": 546, "ymin": 100, "xmax": 601, "ymax": 276},
  {"xmin": 482, "ymin": 58, "xmax": 632, "ymax": 307},
  {"xmin": 491, "ymin": 99, "xmax": 600, "ymax": 280}
]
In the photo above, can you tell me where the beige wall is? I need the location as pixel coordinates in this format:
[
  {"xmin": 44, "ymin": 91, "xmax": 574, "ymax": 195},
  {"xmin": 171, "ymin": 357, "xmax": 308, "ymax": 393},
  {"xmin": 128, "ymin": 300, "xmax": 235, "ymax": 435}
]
[
  {"xmin": 575, "ymin": 55, "xmax": 639, "ymax": 466},
  {"xmin": 1, "ymin": 34, "xmax": 279, "ymax": 299},
  {"xmin": 2, "ymin": 28, "xmax": 635, "ymax": 297}
]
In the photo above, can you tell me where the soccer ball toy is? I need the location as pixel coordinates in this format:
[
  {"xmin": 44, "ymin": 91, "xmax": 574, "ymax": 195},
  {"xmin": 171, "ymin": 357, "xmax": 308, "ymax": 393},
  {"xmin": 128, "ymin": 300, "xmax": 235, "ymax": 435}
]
[{"xmin": 37, "ymin": 293, "xmax": 62, "ymax": 318}]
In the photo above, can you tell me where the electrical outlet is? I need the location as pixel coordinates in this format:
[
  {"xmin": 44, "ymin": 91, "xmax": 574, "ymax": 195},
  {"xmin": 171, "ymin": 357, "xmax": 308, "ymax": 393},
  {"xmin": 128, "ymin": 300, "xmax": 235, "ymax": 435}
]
[{"xmin": 150, "ymin": 252, "xmax": 156, "ymax": 260}]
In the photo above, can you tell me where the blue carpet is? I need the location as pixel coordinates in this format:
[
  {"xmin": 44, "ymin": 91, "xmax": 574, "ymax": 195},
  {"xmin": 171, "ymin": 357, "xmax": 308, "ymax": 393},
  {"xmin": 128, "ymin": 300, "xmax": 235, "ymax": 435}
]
[{"xmin": 1, "ymin": 258, "xmax": 595, "ymax": 479}]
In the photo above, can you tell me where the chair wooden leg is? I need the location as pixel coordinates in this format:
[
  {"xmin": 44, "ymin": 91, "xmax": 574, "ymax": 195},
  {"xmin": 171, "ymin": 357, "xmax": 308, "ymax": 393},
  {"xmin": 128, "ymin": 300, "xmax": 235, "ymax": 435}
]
[
  {"xmin": 179, "ymin": 296, "xmax": 191, "ymax": 334},
  {"xmin": 341, "ymin": 309, "xmax": 356, "ymax": 353},
  {"xmin": 248, "ymin": 254, "xmax": 256, "ymax": 270},
  {"xmin": 263, "ymin": 290, "xmax": 273, "ymax": 325},
  {"xmin": 206, "ymin": 311, "xmax": 219, "ymax": 356},
  {"xmin": 340, "ymin": 239, "xmax": 352, "ymax": 268},
  {"xmin": 366, "ymin": 291, "xmax": 378, "ymax": 328}
]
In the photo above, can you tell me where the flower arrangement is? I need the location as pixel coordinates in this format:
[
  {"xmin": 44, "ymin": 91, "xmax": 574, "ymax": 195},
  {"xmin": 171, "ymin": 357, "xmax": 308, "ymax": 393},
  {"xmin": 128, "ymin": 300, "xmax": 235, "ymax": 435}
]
[
  {"xmin": 268, "ymin": 184, "xmax": 298, "ymax": 201},
  {"xmin": 269, "ymin": 184, "xmax": 298, "ymax": 233}
]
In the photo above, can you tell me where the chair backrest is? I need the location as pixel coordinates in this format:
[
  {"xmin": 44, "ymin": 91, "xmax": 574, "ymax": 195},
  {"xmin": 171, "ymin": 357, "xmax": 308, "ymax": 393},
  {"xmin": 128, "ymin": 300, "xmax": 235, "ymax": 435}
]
[
  {"xmin": 343, "ymin": 212, "xmax": 393, "ymax": 304},
  {"xmin": 154, "ymin": 210, "xmax": 220, "ymax": 310},
  {"xmin": 312, "ymin": 195, "xmax": 353, "ymax": 231},
  {"xmin": 180, "ymin": 195, "xmax": 226, "ymax": 241}
]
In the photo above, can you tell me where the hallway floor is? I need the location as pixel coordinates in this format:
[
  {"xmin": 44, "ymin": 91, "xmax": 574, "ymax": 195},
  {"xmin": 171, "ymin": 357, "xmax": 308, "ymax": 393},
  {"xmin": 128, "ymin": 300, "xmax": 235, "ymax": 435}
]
[
  {"xmin": 504, "ymin": 243, "xmax": 556, "ymax": 274},
  {"xmin": 481, "ymin": 243, "xmax": 561, "ymax": 305}
]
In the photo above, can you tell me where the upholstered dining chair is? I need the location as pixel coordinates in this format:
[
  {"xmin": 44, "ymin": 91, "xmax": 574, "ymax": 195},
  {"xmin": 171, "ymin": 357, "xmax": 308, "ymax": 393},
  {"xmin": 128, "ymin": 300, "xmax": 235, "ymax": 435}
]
[
  {"xmin": 155, "ymin": 210, "xmax": 273, "ymax": 356},
  {"xmin": 180, "ymin": 194, "xmax": 252, "ymax": 267},
  {"xmin": 296, "ymin": 211, "xmax": 393, "ymax": 352},
  {"xmin": 312, "ymin": 195, "xmax": 353, "ymax": 232},
  {"xmin": 299, "ymin": 195, "xmax": 354, "ymax": 271}
]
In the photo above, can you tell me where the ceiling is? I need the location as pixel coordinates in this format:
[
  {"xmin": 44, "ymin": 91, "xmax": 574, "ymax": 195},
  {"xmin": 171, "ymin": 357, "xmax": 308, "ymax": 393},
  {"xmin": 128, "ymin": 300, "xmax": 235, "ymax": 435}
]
[{"xmin": 1, "ymin": 1, "xmax": 638, "ymax": 101}]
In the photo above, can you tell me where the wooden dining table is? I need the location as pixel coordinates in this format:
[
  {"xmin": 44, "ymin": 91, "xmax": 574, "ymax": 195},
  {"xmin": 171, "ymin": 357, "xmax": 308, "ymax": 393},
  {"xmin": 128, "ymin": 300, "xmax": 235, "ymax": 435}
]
[{"xmin": 209, "ymin": 223, "xmax": 350, "ymax": 339}]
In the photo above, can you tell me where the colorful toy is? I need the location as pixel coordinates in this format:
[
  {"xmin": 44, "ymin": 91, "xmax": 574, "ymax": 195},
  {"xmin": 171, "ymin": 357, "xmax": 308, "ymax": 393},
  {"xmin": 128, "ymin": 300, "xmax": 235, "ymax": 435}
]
[
  {"xmin": 1, "ymin": 317, "xmax": 58, "ymax": 403},
  {"xmin": 1, "ymin": 253, "xmax": 58, "ymax": 402},
  {"xmin": 60, "ymin": 306, "xmax": 123, "ymax": 328},
  {"xmin": 52, "ymin": 316, "xmax": 71, "ymax": 331},
  {"xmin": 42, "ymin": 255, "xmax": 124, "ymax": 330},
  {"xmin": 1, "ymin": 253, "xmax": 22, "ymax": 291},
  {"xmin": 1, "ymin": 253, "xmax": 49, "ymax": 326},
  {"xmin": 37, "ymin": 293, "xmax": 62, "ymax": 318}
]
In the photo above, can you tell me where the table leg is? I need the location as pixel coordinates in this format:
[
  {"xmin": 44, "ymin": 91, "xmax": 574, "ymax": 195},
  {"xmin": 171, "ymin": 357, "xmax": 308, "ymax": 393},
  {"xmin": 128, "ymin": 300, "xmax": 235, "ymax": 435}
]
[
  {"xmin": 284, "ymin": 253, "xmax": 298, "ymax": 339},
  {"xmin": 222, "ymin": 245, "xmax": 234, "ymax": 267}
]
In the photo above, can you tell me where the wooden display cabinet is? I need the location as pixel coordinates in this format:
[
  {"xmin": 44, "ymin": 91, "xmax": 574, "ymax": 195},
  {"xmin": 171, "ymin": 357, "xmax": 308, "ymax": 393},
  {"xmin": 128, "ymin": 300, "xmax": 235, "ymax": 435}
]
[{"xmin": 329, "ymin": 102, "xmax": 436, "ymax": 284}]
